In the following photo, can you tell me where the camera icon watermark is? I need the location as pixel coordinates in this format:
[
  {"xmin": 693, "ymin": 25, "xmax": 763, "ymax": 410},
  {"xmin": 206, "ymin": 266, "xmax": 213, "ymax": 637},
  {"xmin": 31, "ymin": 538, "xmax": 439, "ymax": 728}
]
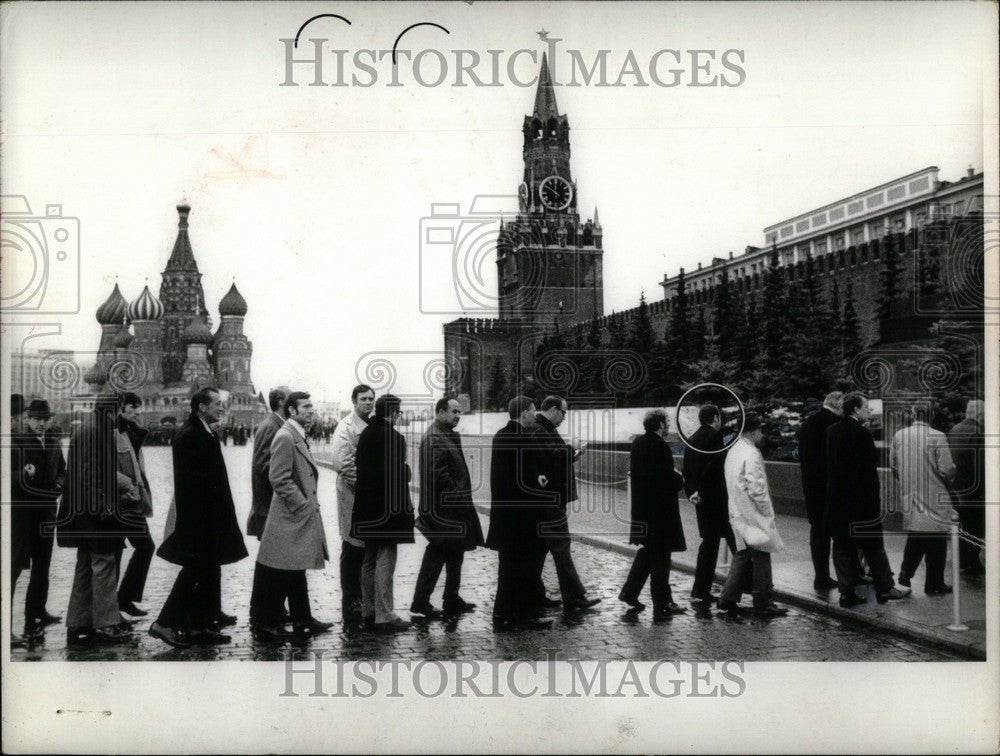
[
  {"xmin": 418, "ymin": 195, "xmax": 518, "ymax": 315},
  {"xmin": 1, "ymin": 195, "xmax": 81, "ymax": 315}
]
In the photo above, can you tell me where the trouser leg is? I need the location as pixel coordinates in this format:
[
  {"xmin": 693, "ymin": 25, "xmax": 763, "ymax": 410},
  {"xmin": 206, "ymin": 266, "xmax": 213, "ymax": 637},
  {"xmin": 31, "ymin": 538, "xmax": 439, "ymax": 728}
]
[
  {"xmin": 621, "ymin": 547, "xmax": 651, "ymax": 602},
  {"xmin": 340, "ymin": 541, "xmax": 365, "ymax": 609},
  {"xmin": 749, "ymin": 549, "xmax": 774, "ymax": 607},
  {"xmin": 900, "ymin": 534, "xmax": 926, "ymax": 582},
  {"xmin": 118, "ymin": 522, "xmax": 155, "ymax": 604},
  {"xmin": 66, "ymin": 549, "xmax": 95, "ymax": 629},
  {"xmin": 374, "ymin": 544, "xmax": 398, "ymax": 624},
  {"xmin": 857, "ymin": 537, "xmax": 895, "ymax": 594},
  {"xmin": 412, "ymin": 543, "xmax": 446, "ymax": 605},
  {"xmin": 547, "ymin": 536, "xmax": 587, "ymax": 602},
  {"xmin": 692, "ymin": 536, "xmax": 720, "ymax": 597},
  {"xmin": 157, "ymin": 565, "xmax": 198, "ymax": 630},
  {"xmin": 809, "ymin": 523, "xmax": 831, "ymax": 582},
  {"xmin": 832, "ymin": 537, "xmax": 858, "ymax": 595},
  {"xmin": 24, "ymin": 517, "xmax": 55, "ymax": 620},
  {"xmin": 956, "ymin": 499, "xmax": 985, "ymax": 569},
  {"xmin": 493, "ymin": 550, "xmax": 516, "ymax": 621},
  {"xmin": 532, "ymin": 542, "xmax": 549, "ymax": 601},
  {"xmin": 924, "ymin": 535, "xmax": 948, "ymax": 589},
  {"xmin": 648, "ymin": 550, "xmax": 672, "ymax": 610},
  {"xmin": 720, "ymin": 549, "xmax": 751, "ymax": 603},
  {"xmin": 287, "ymin": 571, "xmax": 311, "ymax": 624},
  {"xmin": 190, "ymin": 565, "xmax": 221, "ymax": 629},
  {"xmin": 361, "ymin": 544, "xmax": 377, "ymax": 619},
  {"xmin": 90, "ymin": 551, "xmax": 121, "ymax": 628},
  {"xmin": 249, "ymin": 562, "xmax": 266, "ymax": 623},
  {"xmin": 442, "ymin": 551, "xmax": 464, "ymax": 604}
]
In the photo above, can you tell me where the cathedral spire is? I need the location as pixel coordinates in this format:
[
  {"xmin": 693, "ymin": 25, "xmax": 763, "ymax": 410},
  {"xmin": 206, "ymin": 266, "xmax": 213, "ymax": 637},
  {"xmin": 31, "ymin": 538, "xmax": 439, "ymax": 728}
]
[
  {"xmin": 532, "ymin": 52, "xmax": 559, "ymax": 119},
  {"xmin": 165, "ymin": 203, "xmax": 199, "ymax": 272}
]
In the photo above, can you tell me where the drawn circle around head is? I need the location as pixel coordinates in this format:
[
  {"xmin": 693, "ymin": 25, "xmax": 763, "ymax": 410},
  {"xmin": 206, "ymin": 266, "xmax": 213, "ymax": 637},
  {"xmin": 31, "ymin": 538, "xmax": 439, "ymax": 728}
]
[{"xmin": 675, "ymin": 382, "xmax": 745, "ymax": 454}]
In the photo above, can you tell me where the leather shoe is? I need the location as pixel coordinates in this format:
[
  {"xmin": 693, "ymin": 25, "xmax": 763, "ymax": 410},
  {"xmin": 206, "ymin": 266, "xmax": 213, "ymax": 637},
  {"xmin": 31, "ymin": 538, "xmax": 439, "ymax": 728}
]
[
  {"xmin": 898, "ymin": 573, "xmax": 911, "ymax": 588},
  {"xmin": 689, "ymin": 592, "xmax": 718, "ymax": 605},
  {"xmin": 93, "ymin": 624, "xmax": 132, "ymax": 643},
  {"xmin": 37, "ymin": 610, "xmax": 63, "ymax": 626},
  {"xmin": 717, "ymin": 599, "xmax": 743, "ymax": 615},
  {"xmin": 308, "ymin": 618, "xmax": 334, "ymax": 633},
  {"xmin": 839, "ymin": 592, "xmax": 866, "ymax": 608},
  {"xmin": 374, "ymin": 617, "xmax": 411, "ymax": 633},
  {"xmin": 149, "ymin": 621, "xmax": 190, "ymax": 648},
  {"xmin": 653, "ymin": 602, "xmax": 687, "ymax": 618},
  {"xmin": 565, "ymin": 597, "xmax": 601, "ymax": 610},
  {"xmin": 538, "ymin": 596, "xmax": 562, "ymax": 609},
  {"xmin": 214, "ymin": 612, "xmax": 238, "ymax": 628},
  {"xmin": 409, "ymin": 602, "xmax": 442, "ymax": 617},
  {"xmin": 876, "ymin": 586, "xmax": 911, "ymax": 603},
  {"xmin": 119, "ymin": 600, "xmax": 148, "ymax": 617},
  {"xmin": 67, "ymin": 627, "xmax": 93, "ymax": 646},
  {"xmin": 252, "ymin": 623, "xmax": 294, "ymax": 641},
  {"xmin": 362, "ymin": 615, "xmax": 376, "ymax": 631},
  {"xmin": 190, "ymin": 628, "xmax": 232, "ymax": 645},
  {"xmin": 11, "ymin": 634, "xmax": 27, "ymax": 649},
  {"xmin": 813, "ymin": 577, "xmax": 839, "ymax": 591},
  {"xmin": 925, "ymin": 584, "xmax": 953, "ymax": 595},
  {"xmin": 618, "ymin": 592, "xmax": 646, "ymax": 611},
  {"xmin": 442, "ymin": 598, "xmax": 477, "ymax": 614},
  {"xmin": 23, "ymin": 618, "xmax": 45, "ymax": 638}
]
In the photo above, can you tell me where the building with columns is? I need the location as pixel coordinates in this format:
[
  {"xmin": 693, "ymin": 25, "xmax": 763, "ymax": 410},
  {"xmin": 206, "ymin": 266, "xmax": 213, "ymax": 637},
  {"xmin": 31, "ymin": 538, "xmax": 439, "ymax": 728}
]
[{"xmin": 74, "ymin": 204, "xmax": 267, "ymax": 428}]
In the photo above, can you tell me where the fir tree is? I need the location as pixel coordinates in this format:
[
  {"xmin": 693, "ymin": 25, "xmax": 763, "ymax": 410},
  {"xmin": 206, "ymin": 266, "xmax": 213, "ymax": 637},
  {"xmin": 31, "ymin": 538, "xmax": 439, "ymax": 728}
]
[
  {"xmin": 485, "ymin": 356, "xmax": 508, "ymax": 411},
  {"xmin": 627, "ymin": 293, "xmax": 656, "ymax": 403},
  {"xmin": 757, "ymin": 245, "xmax": 787, "ymax": 375},
  {"xmin": 712, "ymin": 264, "xmax": 737, "ymax": 364},
  {"xmin": 662, "ymin": 270, "xmax": 690, "ymax": 386},
  {"xmin": 840, "ymin": 275, "xmax": 863, "ymax": 370},
  {"xmin": 688, "ymin": 307, "xmax": 707, "ymax": 366},
  {"xmin": 878, "ymin": 231, "xmax": 901, "ymax": 330}
]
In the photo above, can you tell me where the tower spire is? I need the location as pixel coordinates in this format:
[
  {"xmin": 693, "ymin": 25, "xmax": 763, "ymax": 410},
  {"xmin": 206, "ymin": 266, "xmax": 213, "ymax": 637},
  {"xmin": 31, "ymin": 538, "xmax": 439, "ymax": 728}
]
[
  {"xmin": 532, "ymin": 52, "xmax": 559, "ymax": 118},
  {"xmin": 165, "ymin": 203, "xmax": 199, "ymax": 272}
]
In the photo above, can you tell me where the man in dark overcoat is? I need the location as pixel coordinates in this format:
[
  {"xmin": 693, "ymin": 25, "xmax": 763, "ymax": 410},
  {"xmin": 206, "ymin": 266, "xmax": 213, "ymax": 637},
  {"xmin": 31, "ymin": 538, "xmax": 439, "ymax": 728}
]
[
  {"xmin": 532, "ymin": 395, "xmax": 599, "ymax": 610},
  {"xmin": 411, "ymin": 397, "xmax": 484, "ymax": 616},
  {"xmin": 150, "ymin": 388, "xmax": 249, "ymax": 647},
  {"xmin": 487, "ymin": 396, "xmax": 551, "ymax": 631},
  {"xmin": 56, "ymin": 394, "xmax": 135, "ymax": 644},
  {"xmin": 8, "ymin": 394, "xmax": 31, "ymax": 647},
  {"xmin": 682, "ymin": 403, "xmax": 735, "ymax": 604},
  {"xmin": 351, "ymin": 394, "xmax": 414, "ymax": 632},
  {"xmin": 798, "ymin": 391, "xmax": 844, "ymax": 590},
  {"xmin": 16, "ymin": 399, "xmax": 66, "ymax": 637},
  {"xmin": 621, "ymin": 409, "xmax": 687, "ymax": 618},
  {"xmin": 825, "ymin": 392, "xmax": 908, "ymax": 607},
  {"xmin": 948, "ymin": 399, "xmax": 986, "ymax": 575}
]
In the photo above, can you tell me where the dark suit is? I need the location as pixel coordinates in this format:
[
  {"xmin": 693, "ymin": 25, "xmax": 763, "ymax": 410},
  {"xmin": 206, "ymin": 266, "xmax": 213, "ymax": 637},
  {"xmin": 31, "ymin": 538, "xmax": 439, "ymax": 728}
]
[
  {"xmin": 487, "ymin": 420, "xmax": 547, "ymax": 622},
  {"xmin": 683, "ymin": 424, "xmax": 735, "ymax": 598},
  {"xmin": 18, "ymin": 430, "xmax": 65, "ymax": 620},
  {"xmin": 531, "ymin": 414, "xmax": 587, "ymax": 604},
  {"xmin": 825, "ymin": 417, "xmax": 895, "ymax": 595},
  {"xmin": 247, "ymin": 411, "xmax": 285, "ymax": 539},
  {"xmin": 156, "ymin": 414, "xmax": 248, "ymax": 631},
  {"xmin": 623, "ymin": 431, "xmax": 686, "ymax": 609},
  {"xmin": 798, "ymin": 407, "xmax": 840, "ymax": 582},
  {"xmin": 948, "ymin": 417, "xmax": 985, "ymax": 570},
  {"xmin": 413, "ymin": 420, "xmax": 484, "ymax": 608}
]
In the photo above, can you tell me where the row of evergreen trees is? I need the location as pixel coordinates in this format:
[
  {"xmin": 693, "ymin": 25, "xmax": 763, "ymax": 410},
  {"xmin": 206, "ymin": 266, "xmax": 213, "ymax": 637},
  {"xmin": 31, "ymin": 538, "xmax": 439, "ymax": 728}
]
[{"xmin": 483, "ymin": 219, "xmax": 982, "ymax": 421}]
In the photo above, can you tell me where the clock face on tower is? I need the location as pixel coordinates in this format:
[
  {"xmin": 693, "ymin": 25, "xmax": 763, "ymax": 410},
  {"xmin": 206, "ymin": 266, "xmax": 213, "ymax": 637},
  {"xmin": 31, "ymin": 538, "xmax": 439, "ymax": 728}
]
[{"xmin": 539, "ymin": 175, "xmax": 573, "ymax": 211}]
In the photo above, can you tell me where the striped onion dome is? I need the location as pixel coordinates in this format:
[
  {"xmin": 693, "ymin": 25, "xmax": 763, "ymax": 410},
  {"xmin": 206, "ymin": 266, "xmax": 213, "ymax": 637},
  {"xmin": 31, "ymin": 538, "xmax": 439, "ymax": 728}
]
[
  {"xmin": 113, "ymin": 327, "xmax": 134, "ymax": 349},
  {"xmin": 96, "ymin": 283, "xmax": 128, "ymax": 325},
  {"xmin": 127, "ymin": 285, "xmax": 164, "ymax": 321},
  {"xmin": 218, "ymin": 282, "xmax": 247, "ymax": 317},
  {"xmin": 183, "ymin": 319, "xmax": 214, "ymax": 345}
]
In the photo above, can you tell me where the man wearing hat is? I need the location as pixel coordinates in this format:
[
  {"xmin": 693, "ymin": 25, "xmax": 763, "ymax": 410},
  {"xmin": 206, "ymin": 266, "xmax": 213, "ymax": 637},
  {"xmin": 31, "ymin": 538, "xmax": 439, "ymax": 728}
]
[
  {"xmin": 9, "ymin": 394, "xmax": 31, "ymax": 648},
  {"xmin": 19, "ymin": 399, "xmax": 67, "ymax": 636}
]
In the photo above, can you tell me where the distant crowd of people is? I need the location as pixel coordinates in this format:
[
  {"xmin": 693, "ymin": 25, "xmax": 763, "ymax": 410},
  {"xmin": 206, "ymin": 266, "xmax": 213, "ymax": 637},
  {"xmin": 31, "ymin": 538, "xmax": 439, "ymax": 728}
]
[{"xmin": 6, "ymin": 384, "xmax": 987, "ymax": 648}]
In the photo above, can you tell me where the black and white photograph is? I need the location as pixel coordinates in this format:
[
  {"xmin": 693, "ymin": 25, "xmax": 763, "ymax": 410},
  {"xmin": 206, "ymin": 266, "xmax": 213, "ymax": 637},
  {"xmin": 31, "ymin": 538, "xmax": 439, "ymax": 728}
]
[{"xmin": 1, "ymin": 1, "xmax": 998, "ymax": 752}]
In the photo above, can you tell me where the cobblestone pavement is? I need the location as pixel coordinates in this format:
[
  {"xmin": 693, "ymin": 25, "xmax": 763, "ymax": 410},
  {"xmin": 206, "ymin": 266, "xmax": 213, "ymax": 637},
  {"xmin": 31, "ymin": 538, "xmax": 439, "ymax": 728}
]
[{"xmin": 9, "ymin": 445, "xmax": 964, "ymax": 662}]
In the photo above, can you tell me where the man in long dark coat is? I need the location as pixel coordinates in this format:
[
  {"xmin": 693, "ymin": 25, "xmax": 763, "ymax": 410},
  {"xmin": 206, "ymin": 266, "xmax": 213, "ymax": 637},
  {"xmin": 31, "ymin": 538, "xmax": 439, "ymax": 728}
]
[
  {"xmin": 682, "ymin": 403, "xmax": 735, "ymax": 604},
  {"xmin": 19, "ymin": 399, "xmax": 66, "ymax": 637},
  {"xmin": 487, "ymin": 396, "xmax": 551, "ymax": 631},
  {"xmin": 411, "ymin": 397, "xmax": 484, "ymax": 616},
  {"xmin": 151, "ymin": 388, "xmax": 249, "ymax": 647},
  {"xmin": 797, "ymin": 391, "xmax": 844, "ymax": 590},
  {"xmin": 9, "ymin": 394, "xmax": 31, "ymax": 648},
  {"xmin": 56, "ymin": 394, "xmax": 135, "ymax": 645},
  {"xmin": 948, "ymin": 399, "xmax": 986, "ymax": 575},
  {"xmin": 351, "ymin": 394, "xmax": 414, "ymax": 632},
  {"xmin": 532, "ymin": 395, "xmax": 600, "ymax": 610},
  {"xmin": 621, "ymin": 409, "xmax": 687, "ymax": 618},
  {"xmin": 825, "ymin": 392, "xmax": 909, "ymax": 607}
]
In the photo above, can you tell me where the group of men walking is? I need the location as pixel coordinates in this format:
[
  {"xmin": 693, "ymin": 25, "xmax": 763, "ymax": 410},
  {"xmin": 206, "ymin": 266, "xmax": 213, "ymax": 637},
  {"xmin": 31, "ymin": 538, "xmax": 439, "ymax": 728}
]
[{"xmin": 7, "ymin": 382, "xmax": 987, "ymax": 648}]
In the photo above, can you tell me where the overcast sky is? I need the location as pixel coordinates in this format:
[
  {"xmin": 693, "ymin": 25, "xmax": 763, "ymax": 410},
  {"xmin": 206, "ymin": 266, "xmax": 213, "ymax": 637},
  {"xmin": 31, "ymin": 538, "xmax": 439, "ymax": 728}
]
[{"xmin": 2, "ymin": 1, "xmax": 995, "ymax": 405}]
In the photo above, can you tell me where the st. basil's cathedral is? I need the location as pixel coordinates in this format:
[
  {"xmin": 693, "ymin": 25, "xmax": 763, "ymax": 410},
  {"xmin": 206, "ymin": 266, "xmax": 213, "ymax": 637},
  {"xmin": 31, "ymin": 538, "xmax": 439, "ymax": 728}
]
[{"xmin": 79, "ymin": 203, "xmax": 267, "ymax": 428}]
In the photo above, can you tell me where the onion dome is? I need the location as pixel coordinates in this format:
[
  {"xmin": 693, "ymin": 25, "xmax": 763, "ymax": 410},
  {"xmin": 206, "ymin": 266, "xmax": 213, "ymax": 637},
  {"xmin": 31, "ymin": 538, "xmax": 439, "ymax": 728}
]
[
  {"xmin": 127, "ymin": 285, "xmax": 164, "ymax": 321},
  {"xmin": 218, "ymin": 282, "xmax": 247, "ymax": 317},
  {"xmin": 96, "ymin": 283, "xmax": 128, "ymax": 325},
  {"xmin": 113, "ymin": 327, "xmax": 134, "ymax": 349},
  {"xmin": 183, "ymin": 319, "xmax": 214, "ymax": 345},
  {"xmin": 84, "ymin": 362, "xmax": 108, "ymax": 386}
]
